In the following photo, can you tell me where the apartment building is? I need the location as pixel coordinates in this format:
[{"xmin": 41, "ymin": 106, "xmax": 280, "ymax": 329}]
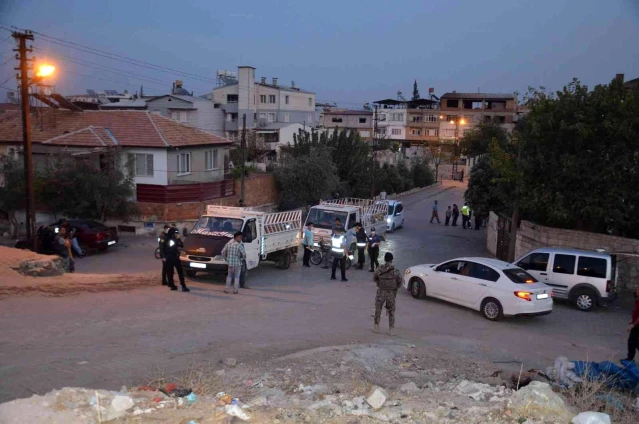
[
  {"xmin": 320, "ymin": 109, "xmax": 373, "ymax": 140},
  {"xmin": 372, "ymin": 98, "xmax": 440, "ymax": 153},
  {"xmin": 211, "ymin": 66, "xmax": 318, "ymax": 139}
]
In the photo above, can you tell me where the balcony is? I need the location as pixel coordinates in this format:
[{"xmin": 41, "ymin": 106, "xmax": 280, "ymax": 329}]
[
  {"xmin": 408, "ymin": 119, "xmax": 425, "ymax": 127},
  {"xmin": 221, "ymin": 102, "xmax": 239, "ymax": 113}
]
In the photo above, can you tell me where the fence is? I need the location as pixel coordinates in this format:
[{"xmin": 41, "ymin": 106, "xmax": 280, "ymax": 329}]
[{"xmin": 136, "ymin": 180, "xmax": 235, "ymax": 203}]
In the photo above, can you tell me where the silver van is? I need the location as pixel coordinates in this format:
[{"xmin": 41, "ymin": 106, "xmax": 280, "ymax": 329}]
[{"xmin": 512, "ymin": 248, "xmax": 617, "ymax": 312}]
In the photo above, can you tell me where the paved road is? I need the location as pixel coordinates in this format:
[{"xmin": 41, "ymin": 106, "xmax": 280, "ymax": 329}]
[{"xmin": 0, "ymin": 181, "xmax": 632, "ymax": 402}]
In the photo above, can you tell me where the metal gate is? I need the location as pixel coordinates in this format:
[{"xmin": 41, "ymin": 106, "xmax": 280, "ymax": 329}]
[{"xmin": 496, "ymin": 215, "xmax": 512, "ymax": 261}]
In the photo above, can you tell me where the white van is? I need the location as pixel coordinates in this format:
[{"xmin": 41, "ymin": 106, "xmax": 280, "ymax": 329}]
[{"xmin": 512, "ymin": 248, "xmax": 617, "ymax": 312}]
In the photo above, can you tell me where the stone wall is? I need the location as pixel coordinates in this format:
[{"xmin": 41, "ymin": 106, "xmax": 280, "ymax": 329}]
[{"xmin": 487, "ymin": 212, "xmax": 639, "ymax": 291}]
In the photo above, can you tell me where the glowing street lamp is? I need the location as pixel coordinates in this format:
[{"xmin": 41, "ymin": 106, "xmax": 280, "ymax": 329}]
[{"xmin": 36, "ymin": 64, "xmax": 55, "ymax": 78}]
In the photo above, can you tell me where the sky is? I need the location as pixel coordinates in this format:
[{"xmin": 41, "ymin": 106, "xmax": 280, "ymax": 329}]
[{"xmin": 1, "ymin": 0, "xmax": 638, "ymax": 107}]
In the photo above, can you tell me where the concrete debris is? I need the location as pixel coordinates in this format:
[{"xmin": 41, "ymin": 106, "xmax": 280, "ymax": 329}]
[
  {"xmin": 399, "ymin": 382, "xmax": 419, "ymax": 393},
  {"xmin": 224, "ymin": 357, "xmax": 237, "ymax": 367},
  {"xmin": 572, "ymin": 411, "xmax": 611, "ymax": 424},
  {"xmin": 509, "ymin": 381, "xmax": 573, "ymax": 421},
  {"xmin": 453, "ymin": 379, "xmax": 512, "ymax": 402},
  {"xmin": 366, "ymin": 386, "xmax": 387, "ymax": 410}
]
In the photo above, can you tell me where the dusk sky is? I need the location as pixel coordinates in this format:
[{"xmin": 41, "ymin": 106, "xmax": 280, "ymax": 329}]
[{"xmin": 1, "ymin": 0, "xmax": 638, "ymax": 106}]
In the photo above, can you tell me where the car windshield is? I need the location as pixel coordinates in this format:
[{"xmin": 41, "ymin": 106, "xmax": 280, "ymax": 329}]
[
  {"xmin": 306, "ymin": 208, "xmax": 348, "ymax": 230},
  {"xmin": 387, "ymin": 204, "xmax": 395, "ymax": 215},
  {"xmin": 191, "ymin": 217, "xmax": 243, "ymax": 235},
  {"xmin": 503, "ymin": 268, "xmax": 538, "ymax": 284}
]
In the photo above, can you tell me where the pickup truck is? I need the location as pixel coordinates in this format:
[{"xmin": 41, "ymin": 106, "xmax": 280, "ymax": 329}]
[{"xmin": 180, "ymin": 206, "xmax": 302, "ymax": 277}]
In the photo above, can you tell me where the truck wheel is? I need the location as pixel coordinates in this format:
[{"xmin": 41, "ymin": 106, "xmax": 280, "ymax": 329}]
[
  {"xmin": 185, "ymin": 270, "xmax": 197, "ymax": 278},
  {"xmin": 572, "ymin": 288, "xmax": 597, "ymax": 312},
  {"xmin": 278, "ymin": 250, "xmax": 292, "ymax": 269},
  {"xmin": 310, "ymin": 251, "xmax": 323, "ymax": 266}
]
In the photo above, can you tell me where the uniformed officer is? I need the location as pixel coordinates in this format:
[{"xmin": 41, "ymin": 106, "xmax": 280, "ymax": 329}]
[
  {"xmin": 161, "ymin": 227, "xmax": 190, "ymax": 292},
  {"xmin": 461, "ymin": 203, "xmax": 472, "ymax": 229},
  {"xmin": 158, "ymin": 224, "xmax": 171, "ymax": 286},
  {"xmin": 330, "ymin": 226, "xmax": 348, "ymax": 282},
  {"xmin": 373, "ymin": 252, "xmax": 402, "ymax": 336},
  {"xmin": 368, "ymin": 227, "xmax": 381, "ymax": 272},
  {"xmin": 354, "ymin": 222, "xmax": 367, "ymax": 270}
]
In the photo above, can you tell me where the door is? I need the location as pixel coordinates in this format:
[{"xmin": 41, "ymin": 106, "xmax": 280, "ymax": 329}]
[
  {"xmin": 455, "ymin": 261, "xmax": 497, "ymax": 307},
  {"xmin": 548, "ymin": 253, "xmax": 576, "ymax": 298},
  {"xmin": 393, "ymin": 203, "xmax": 404, "ymax": 228},
  {"xmin": 431, "ymin": 260, "xmax": 464, "ymax": 300},
  {"xmin": 515, "ymin": 252, "xmax": 550, "ymax": 284},
  {"xmin": 242, "ymin": 219, "xmax": 260, "ymax": 270}
]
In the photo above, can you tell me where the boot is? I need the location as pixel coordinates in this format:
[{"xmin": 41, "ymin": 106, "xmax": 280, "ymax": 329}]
[
  {"xmin": 389, "ymin": 327, "xmax": 396, "ymax": 336},
  {"xmin": 372, "ymin": 324, "xmax": 379, "ymax": 334},
  {"xmin": 169, "ymin": 284, "xmax": 178, "ymax": 291},
  {"xmin": 181, "ymin": 284, "xmax": 190, "ymax": 292}
]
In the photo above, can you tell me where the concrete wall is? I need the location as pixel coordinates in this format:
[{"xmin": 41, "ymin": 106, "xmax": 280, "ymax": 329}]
[
  {"xmin": 147, "ymin": 96, "xmax": 225, "ymax": 136},
  {"xmin": 486, "ymin": 211, "xmax": 499, "ymax": 257},
  {"xmin": 166, "ymin": 146, "xmax": 229, "ymax": 185}
]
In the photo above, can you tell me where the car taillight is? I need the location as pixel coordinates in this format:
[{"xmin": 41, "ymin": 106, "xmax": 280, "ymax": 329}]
[
  {"xmin": 550, "ymin": 290, "xmax": 554, "ymax": 298},
  {"xmin": 96, "ymin": 232, "xmax": 105, "ymax": 240},
  {"xmin": 514, "ymin": 291, "xmax": 532, "ymax": 301}
]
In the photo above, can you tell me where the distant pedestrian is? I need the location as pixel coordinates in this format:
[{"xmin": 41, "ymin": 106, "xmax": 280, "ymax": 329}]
[
  {"xmin": 372, "ymin": 252, "xmax": 402, "ymax": 336},
  {"xmin": 445, "ymin": 206, "xmax": 452, "ymax": 226},
  {"xmin": 430, "ymin": 200, "xmax": 441, "ymax": 224},
  {"xmin": 54, "ymin": 226, "xmax": 75, "ymax": 273},
  {"xmin": 461, "ymin": 203, "xmax": 471, "ymax": 229},
  {"xmin": 623, "ymin": 286, "xmax": 639, "ymax": 362},
  {"xmin": 221, "ymin": 231, "xmax": 246, "ymax": 294},
  {"xmin": 368, "ymin": 227, "xmax": 381, "ymax": 272},
  {"xmin": 161, "ymin": 227, "xmax": 190, "ymax": 292},
  {"xmin": 302, "ymin": 222, "xmax": 314, "ymax": 267},
  {"xmin": 451, "ymin": 204, "xmax": 460, "ymax": 226},
  {"xmin": 380, "ymin": 190, "xmax": 387, "ymax": 200}
]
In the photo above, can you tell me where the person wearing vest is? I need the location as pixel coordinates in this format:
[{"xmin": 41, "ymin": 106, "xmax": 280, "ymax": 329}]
[
  {"xmin": 330, "ymin": 227, "xmax": 348, "ymax": 282},
  {"xmin": 354, "ymin": 223, "xmax": 367, "ymax": 270},
  {"xmin": 461, "ymin": 203, "xmax": 472, "ymax": 229},
  {"xmin": 158, "ymin": 224, "xmax": 170, "ymax": 286},
  {"xmin": 373, "ymin": 252, "xmax": 402, "ymax": 336},
  {"xmin": 368, "ymin": 227, "xmax": 381, "ymax": 272},
  {"xmin": 323, "ymin": 218, "xmax": 343, "ymax": 269}
]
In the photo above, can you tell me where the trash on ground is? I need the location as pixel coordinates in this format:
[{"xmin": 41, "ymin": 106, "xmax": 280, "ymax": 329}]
[
  {"xmin": 572, "ymin": 360, "xmax": 639, "ymax": 391},
  {"xmin": 571, "ymin": 411, "xmax": 611, "ymax": 424},
  {"xmin": 225, "ymin": 404, "xmax": 250, "ymax": 421},
  {"xmin": 546, "ymin": 356, "xmax": 583, "ymax": 388}
]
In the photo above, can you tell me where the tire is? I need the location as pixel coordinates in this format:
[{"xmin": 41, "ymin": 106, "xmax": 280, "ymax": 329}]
[
  {"xmin": 80, "ymin": 243, "xmax": 90, "ymax": 256},
  {"xmin": 572, "ymin": 289, "xmax": 597, "ymax": 312},
  {"xmin": 481, "ymin": 298, "xmax": 504, "ymax": 321},
  {"xmin": 310, "ymin": 250, "xmax": 323, "ymax": 266},
  {"xmin": 185, "ymin": 270, "xmax": 197, "ymax": 278},
  {"xmin": 154, "ymin": 247, "xmax": 161, "ymax": 260},
  {"xmin": 410, "ymin": 278, "xmax": 425, "ymax": 299},
  {"xmin": 390, "ymin": 223, "xmax": 396, "ymax": 233},
  {"xmin": 278, "ymin": 250, "xmax": 292, "ymax": 269}
]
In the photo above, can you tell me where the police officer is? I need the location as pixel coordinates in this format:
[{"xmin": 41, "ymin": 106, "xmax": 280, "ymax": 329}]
[
  {"xmin": 368, "ymin": 227, "xmax": 381, "ymax": 272},
  {"xmin": 354, "ymin": 222, "xmax": 367, "ymax": 270},
  {"xmin": 373, "ymin": 252, "xmax": 402, "ymax": 336},
  {"xmin": 461, "ymin": 203, "xmax": 471, "ymax": 229},
  {"xmin": 161, "ymin": 227, "xmax": 190, "ymax": 292},
  {"xmin": 323, "ymin": 218, "xmax": 342, "ymax": 269},
  {"xmin": 158, "ymin": 224, "xmax": 171, "ymax": 286},
  {"xmin": 330, "ymin": 226, "xmax": 348, "ymax": 282}
]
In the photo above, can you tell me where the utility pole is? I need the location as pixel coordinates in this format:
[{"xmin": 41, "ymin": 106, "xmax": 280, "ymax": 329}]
[
  {"xmin": 370, "ymin": 104, "xmax": 381, "ymax": 198},
  {"xmin": 13, "ymin": 30, "xmax": 35, "ymax": 248},
  {"xmin": 240, "ymin": 113, "xmax": 246, "ymax": 206}
]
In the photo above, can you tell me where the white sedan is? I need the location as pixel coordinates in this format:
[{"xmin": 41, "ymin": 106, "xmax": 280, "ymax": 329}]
[{"xmin": 403, "ymin": 257, "xmax": 553, "ymax": 321}]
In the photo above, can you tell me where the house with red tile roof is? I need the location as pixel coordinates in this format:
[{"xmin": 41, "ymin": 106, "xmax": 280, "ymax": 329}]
[{"xmin": 0, "ymin": 109, "xmax": 235, "ymax": 202}]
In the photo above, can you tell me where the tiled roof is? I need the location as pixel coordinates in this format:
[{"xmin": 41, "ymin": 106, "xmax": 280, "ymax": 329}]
[
  {"xmin": 441, "ymin": 93, "xmax": 515, "ymax": 100},
  {"xmin": 0, "ymin": 110, "xmax": 232, "ymax": 148}
]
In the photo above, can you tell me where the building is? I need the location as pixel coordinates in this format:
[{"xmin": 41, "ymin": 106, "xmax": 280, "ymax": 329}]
[
  {"xmin": 0, "ymin": 109, "xmax": 234, "ymax": 198},
  {"xmin": 210, "ymin": 66, "xmax": 318, "ymax": 139},
  {"xmin": 144, "ymin": 94, "xmax": 225, "ymax": 136},
  {"xmin": 319, "ymin": 109, "xmax": 373, "ymax": 140}
]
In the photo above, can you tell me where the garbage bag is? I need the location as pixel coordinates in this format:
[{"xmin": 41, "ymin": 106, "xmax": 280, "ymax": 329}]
[
  {"xmin": 571, "ymin": 411, "xmax": 611, "ymax": 424},
  {"xmin": 572, "ymin": 360, "xmax": 639, "ymax": 391}
]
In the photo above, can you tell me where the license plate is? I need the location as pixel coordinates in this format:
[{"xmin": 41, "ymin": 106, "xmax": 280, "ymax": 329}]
[
  {"xmin": 107, "ymin": 241, "xmax": 116, "ymax": 246},
  {"xmin": 190, "ymin": 262, "xmax": 206, "ymax": 269},
  {"xmin": 536, "ymin": 293, "xmax": 549, "ymax": 299}
]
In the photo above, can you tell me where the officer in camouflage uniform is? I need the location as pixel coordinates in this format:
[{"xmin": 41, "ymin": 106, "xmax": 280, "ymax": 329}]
[{"xmin": 373, "ymin": 252, "xmax": 402, "ymax": 336}]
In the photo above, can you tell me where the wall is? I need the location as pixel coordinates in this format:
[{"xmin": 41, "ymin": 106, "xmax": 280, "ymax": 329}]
[
  {"xmin": 147, "ymin": 96, "xmax": 193, "ymax": 117},
  {"xmin": 486, "ymin": 211, "xmax": 499, "ymax": 257},
  {"xmin": 166, "ymin": 146, "xmax": 228, "ymax": 184}
]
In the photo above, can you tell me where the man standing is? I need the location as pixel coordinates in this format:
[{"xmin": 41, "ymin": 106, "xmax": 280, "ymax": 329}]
[
  {"xmin": 162, "ymin": 227, "xmax": 190, "ymax": 292},
  {"xmin": 623, "ymin": 286, "xmax": 639, "ymax": 363},
  {"xmin": 379, "ymin": 190, "xmax": 387, "ymax": 200},
  {"xmin": 368, "ymin": 227, "xmax": 381, "ymax": 272},
  {"xmin": 445, "ymin": 206, "xmax": 452, "ymax": 226},
  {"xmin": 158, "ymin": 224, "xmax": 170, "ymax": 286},
  {"xmin": 354, "ymin": 223, "xmax": 367, "ymax": 270},
  {"xmin": 58, "ymin": 219, "xmax": 84, "ymax": 257},
  {"xmin": 452, "ymin": 204, "xmax": 460, "ymax": 227},
  {"xmin": 330, "ymin": 227, "xmax": 348, "ymax": 282},
  {"xmin": 430, "ymin": 200, "xmax": 441, "ymax": 224},
  {"xmin": 302, "ymin": 222, "xmax": 314, "ymax": 267},
  {"xmin": 54, "ymin": 226, "xmax": 74, "ymax": 273},
  {"xmin": 373, "ymin": 252, "xmax": 402, "ymax": 336},
  {"xmin": 461, "ymin": 203, "xmax": 471, "ymax": 229},
  {"xmin": 474, "ymin": 213, "xmax": 482, "ymax": 230},
  {"xmin": 222, "ymin": 231, "xmax": 246, "ymax": 294}
]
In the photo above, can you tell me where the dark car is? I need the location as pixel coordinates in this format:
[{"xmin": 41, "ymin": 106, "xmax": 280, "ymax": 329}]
[{"xmin": 23, "ymin": 219, "xmax": 120, "ymax": 255}]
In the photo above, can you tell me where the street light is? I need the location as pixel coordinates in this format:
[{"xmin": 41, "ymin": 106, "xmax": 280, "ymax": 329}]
[{"xmin": 36, "ymin": 64, "xmax": 55, "ymax": 78}]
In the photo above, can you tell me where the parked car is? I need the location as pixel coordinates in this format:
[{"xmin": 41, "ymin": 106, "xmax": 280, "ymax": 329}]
[
  {"xmin": 404, "ymin": 257, "xmax": 553, "ymax": 321},
  {"xmin": 383, "ymin": 200, "xmax": 404, "ymax": 232},
  {"xmin": 29, "ymin": 219, "xmax": 119, "ymax": 255},
  {"xmin": 512, "ymin": 248, "xmax": 616, "ymax": 312}
]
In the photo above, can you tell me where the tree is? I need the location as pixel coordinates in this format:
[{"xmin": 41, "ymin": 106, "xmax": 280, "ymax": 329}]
[
  {"xmin": 0, "ymin": 156, "xmax": 25, "ymax": 237},
  {"xmin": 412, "ymin": 80, "xmax": 420, "ymax": 101},
  {"xmin": 425, "ymin": 144, "xmax": 449, "ymax": 182},
  {"xmin": 459, "ymin": 122, "xmax": 509, "ymax": 157}
]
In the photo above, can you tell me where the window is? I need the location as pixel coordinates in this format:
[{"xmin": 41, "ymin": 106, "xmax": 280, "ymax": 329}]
[
  {"xmin": 444, "ymin": 129, "xmax": 455, "ymax": 137},
  {"xmin": 205, "ymin": 150, "xmax": 219, "ymax": 170},
  {"xmin": 359, "ymin": 117, "xmax": 367, "ymax": 124},
  {"xmin": 467, "ymin": 262, "xmax": 500, "ymax": 282},
  {"xmin": 391, "ymin": 128, "xmax": 402, "ymax": 136},
  {"xmin": 436, "ymin": 260, "xmax": 465, "ymax": 274},
  {"xmin": 268, "ymin": 95, "xmax": 276, "ymax": 104},
  {"xmin": 390, "ymin": 113, "xmax": 404, "ymax": 122},
  {"xmin": 260, "ymin": 95, "xmax": 266, "ymax": 104},
  {"xmin": 177, "ymin": 153, "xmax": 191, "ymax": 175},
  {"xmin": 377, "ymin": 127, "xmax": 387, "ymax": 135},
  {"xmin": 577, "ymin": 257, "xmax": 607, "ymax": 279},
  {"xmin": 227, "ymin": 94, "xmax": 238, "ymax": 103},
  {"xmin": 425, "ymin": 114, "xmax": 438, "ymax": 122},
  {"xmin": 395, "ymin": 203, "xmax": 403, "ymax": 214},
  {"xmin": 267, "ymin": 112, "xmax": 276, "ymax": 122},
  {"xmin": 427, "ymin": 128, "xmax": 439, "ymax": 137},
  {"xmin": 127, "ymin": 153, "xmax": 154, "ymax": 177},
  {"xmin": 411, "ymin": 129, "xmax": 422, "ymax": 136},
  {"xmin": 503, "ymin": 269, "xmax": 538, "ymax": 284},
  {"xmin": 332, "ymin": 117, "xmax": 343, "ymax": 123},
  {"xmin": 242, "ymin": 219, "xmax": 257, "ymax": 243},
  {"xmin": 347, "ymin": 212, "xmax": 357, "ymax": 229},
  {"xmin": 411, "ymin": 116, "xmax": 422, "ymax": 122},
  {"xmin": 446, "ymin": 115, "xmax": 456, "ymax": 122},
  {"xmin": 553, "ymin": 254, "xmax": 576, "ymax": 275},
  {"xmin": 259, "ymin": 112, "xmax": 267, "ymax": 121},
  {"xmin": 308, "ymin": 97, "xmax": 312, "ymax": 107},
  {"xmin": 171, "ymin": 110, "xmax": 189, "ymax": 122},
  {"xmin": 484, "ymin": 115, "xmax": 492, "ymax": 123},
  {"xmin": 446, "ymin": 99, "xmax": 459, "ymax": 108},
  {"xmin": 497, "ymin": 115, "xmax": 506, "ymax": 124},
  {"xmin": 285, "ymin": 95, "xmax": 289, "ymax": 105},
  {"xmin": 516, "ymin": 252, "xmax": 549, "ymax": 272},
  {"xmin": 284, "ymin": 113, "xmax": 290, "ymax": 123}
]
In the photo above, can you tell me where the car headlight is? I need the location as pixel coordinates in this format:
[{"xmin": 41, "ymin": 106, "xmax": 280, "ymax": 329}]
[
  {"xmin": 214, "ymin": 255, "xmax": 224, "ymax": 261},
  {"xmin": 405, "ymin": 269, "xmax": 411, "ymax": 275},
  {"xmin": 386, "ymin": 218, "xmax": 391, "ymax": 223}
]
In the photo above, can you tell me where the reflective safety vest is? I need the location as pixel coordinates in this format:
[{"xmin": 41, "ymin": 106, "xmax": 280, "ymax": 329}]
[
  {"xmin": 461, "ymin": 206, "xmax": 470, "ymax": 216},
  {"xmin": 331, "ymin": 235, "xmax": 345, "ymax": 256}
]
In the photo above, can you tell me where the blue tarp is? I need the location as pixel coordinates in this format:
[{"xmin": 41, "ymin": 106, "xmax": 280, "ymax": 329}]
[{"xmin": 572, "ymin": 360, "xmax": 639, "ymax": 392}]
